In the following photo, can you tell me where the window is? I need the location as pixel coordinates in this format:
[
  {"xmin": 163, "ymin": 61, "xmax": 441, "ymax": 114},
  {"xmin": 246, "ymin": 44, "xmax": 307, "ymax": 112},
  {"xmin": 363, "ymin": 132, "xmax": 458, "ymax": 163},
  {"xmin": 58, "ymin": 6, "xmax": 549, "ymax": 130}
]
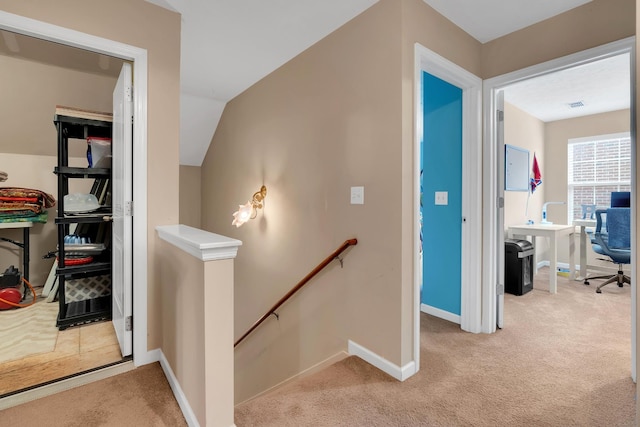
[{"xmin": 567, "ymin": 132, "xmax": 631, "ymax": 222}]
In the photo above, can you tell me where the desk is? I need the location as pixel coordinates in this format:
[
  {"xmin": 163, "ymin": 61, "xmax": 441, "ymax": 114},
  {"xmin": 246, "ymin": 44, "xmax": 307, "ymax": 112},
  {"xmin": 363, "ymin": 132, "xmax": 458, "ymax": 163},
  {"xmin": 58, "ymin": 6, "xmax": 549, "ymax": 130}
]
[
  {"xmin": 572, "ymin": 218, "xmax": 618, "ymax": 280},
  {"xmin": 508, "ymin": 224, "xmax": 575, "ymax": 294},
  {"xmin": 0, "ymin": 221, "xmax": 33, "ymax": 299}
]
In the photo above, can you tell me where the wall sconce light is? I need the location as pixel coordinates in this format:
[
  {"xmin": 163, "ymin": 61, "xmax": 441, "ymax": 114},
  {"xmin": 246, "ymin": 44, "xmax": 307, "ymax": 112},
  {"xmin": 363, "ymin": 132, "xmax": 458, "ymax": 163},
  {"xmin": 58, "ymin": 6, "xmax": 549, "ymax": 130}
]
[{"xmin": 232, "ymin": 185, "xmax": 267, "ymax": 227}]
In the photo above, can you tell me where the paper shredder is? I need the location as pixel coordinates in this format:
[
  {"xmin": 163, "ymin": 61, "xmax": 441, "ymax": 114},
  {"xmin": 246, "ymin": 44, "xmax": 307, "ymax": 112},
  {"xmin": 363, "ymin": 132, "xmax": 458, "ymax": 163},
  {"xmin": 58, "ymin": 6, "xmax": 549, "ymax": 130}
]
[{"xmin": 504, "ymin": 239, "xmax": 534, "ymax": 295}]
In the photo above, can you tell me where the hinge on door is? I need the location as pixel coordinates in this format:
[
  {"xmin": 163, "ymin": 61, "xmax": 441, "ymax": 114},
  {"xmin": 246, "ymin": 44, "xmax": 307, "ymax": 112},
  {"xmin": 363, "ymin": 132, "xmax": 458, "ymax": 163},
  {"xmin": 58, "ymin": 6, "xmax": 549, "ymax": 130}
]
[
  {"xmin": 125, "ymin": 201, "xmax": 134, "ymax": 216},
  {"xmin": 497, "ymin": 283, "xmax": 505, "ymax": 296},
  {"xmin": 125, "ymin": 316, "xmax": 133, "ymax": 331},
  {"xmin": 126, "ymin": 85, "xmax": 133, "ymax": 102},
  {"xmin": 497, "ymin": 109, "xmax": 504, "ymax": 122},
  {"xmin": 497, "ymin": 197, "xmax": 504, "ymax": 208}
]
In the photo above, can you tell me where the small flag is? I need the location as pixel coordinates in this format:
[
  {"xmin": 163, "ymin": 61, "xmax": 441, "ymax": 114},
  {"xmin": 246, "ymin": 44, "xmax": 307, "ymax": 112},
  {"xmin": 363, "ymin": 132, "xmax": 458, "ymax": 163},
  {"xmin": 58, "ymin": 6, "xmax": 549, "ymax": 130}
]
[{"xmin": 530, "ymin": 154, "xmax": 542, "ymax": 193}]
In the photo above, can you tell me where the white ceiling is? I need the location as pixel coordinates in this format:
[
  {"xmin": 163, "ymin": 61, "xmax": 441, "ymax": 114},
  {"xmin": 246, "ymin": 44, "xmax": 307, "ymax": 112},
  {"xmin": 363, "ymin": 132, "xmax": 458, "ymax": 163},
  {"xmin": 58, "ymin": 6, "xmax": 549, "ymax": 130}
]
[
  {"xmin": 145, "ymin": 0, "xmax": 624, "ymax": 165},
  {"xmin": 147, "ymin": 0, "xmax": 379, "ymax": 166},
  {"xmin": 0, "ymin": 1, "xmax": 623, "ymax": 163},
  {"xmin": 422, "ymin": 0, "xmax": 592, "ymax": 43},
  {"xmin": 504, "ymin": 54, "xmax": 630, "ymax": 123},
  {"xmin": 423, "ymin": 0, "xmax": 630, "ymax": 123}
]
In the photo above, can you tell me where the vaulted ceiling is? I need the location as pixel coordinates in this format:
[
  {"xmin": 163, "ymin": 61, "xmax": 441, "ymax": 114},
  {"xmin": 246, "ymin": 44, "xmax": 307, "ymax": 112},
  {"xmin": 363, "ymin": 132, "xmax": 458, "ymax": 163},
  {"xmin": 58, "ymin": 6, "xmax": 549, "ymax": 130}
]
[
  {"xmin": 3, "ymin": 1, "xmax": 626, "ymax": 166},
  {"xmin": 155, "ymin": 0, "xmax": 608, "ymax": 166}
]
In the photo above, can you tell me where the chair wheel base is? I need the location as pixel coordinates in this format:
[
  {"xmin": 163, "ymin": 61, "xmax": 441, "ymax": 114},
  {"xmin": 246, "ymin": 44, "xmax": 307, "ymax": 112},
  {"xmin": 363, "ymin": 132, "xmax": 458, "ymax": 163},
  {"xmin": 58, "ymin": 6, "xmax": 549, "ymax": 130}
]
[
  {"xmin": 596, "ymin": 289, "xmax": 602, "ymax": 294},
  {"xmin": 583, "ymin": 280, "xmax": 590, "ymax": 286}
]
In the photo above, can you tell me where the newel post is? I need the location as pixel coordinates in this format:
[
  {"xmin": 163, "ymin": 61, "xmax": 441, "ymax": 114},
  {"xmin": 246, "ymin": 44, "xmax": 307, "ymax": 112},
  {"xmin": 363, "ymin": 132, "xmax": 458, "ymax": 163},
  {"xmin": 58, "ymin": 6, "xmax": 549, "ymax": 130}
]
[{"xmin": 157, "ymin": 224, "xmax": 242, "ymax": 427}]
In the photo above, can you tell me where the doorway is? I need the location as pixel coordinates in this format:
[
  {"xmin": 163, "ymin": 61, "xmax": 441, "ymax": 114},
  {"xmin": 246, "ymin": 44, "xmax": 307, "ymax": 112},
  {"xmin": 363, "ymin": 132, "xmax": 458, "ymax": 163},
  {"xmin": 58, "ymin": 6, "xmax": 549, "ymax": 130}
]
[
  {"xmin": 0, "ymin": 10, "xmax": 150, "ymax": 397},
  {"xmin": 483, "ymin": 37, "xmax": 636, "ymax": 380},
  {"xmin": 421, "ymin": 71, "xmax": 463, "ymax": 321},
  {"xmin": 412, "ymin": 43, "xmax": 483, "ymax": 371},
  {"xmin": 0, "ymin": 30, "xmax": 125, "ymax": 396}
]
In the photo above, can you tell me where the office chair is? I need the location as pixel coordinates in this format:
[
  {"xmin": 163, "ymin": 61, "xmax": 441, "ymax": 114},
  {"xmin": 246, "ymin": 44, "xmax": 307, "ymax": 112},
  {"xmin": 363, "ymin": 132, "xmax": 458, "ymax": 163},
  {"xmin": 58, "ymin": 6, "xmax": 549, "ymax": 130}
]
[
  {"xmin": 611, "ymin": 191, "xmax": 631, "ymax": 208},
  {"xmin": 583, "ymin": 208, "xmax": 631, "ymax": 293},
  {"xmin": 581, "ymin": 204, "xmax": 597, "ymax": 220}
]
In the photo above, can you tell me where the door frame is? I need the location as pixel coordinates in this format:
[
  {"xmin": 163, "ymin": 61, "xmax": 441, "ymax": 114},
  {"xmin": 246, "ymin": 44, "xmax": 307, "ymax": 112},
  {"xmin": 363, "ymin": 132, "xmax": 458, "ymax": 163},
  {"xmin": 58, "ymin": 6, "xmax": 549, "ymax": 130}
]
[
  {"xmin": 413, "ymin": 43, "xmax": 483, "ymax": 367},
  {"xmin": 482, "ymin": 37, "xmax": 636, "ymax": 380},
  {"xmin": 0, "ymin": 11, "xmax": 151, "ymax": 365}
]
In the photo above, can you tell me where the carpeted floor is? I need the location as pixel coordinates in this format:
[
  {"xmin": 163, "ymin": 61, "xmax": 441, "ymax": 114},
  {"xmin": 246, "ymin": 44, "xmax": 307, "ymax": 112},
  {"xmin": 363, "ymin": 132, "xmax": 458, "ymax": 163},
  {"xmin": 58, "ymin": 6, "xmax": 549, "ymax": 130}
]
[
  {"xmin": 0, "ymin": 362, "xmax": 187, "ymax": 426},
  {"xmin": 0, "ymin": 268, "xmax": 634, "ymax": 426},
  {"xmin": 234, "ymin": 268, "xmax": 636, "ymax": 426},
  {"xmin": 0, "ymin": 295, "xmax": 58, "ymax": 364}
]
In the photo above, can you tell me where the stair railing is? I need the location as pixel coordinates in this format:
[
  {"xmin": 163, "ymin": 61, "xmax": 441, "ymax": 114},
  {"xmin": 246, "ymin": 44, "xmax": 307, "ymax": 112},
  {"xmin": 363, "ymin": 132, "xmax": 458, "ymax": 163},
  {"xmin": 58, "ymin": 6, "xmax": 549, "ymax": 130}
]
[{"xmin": 234, "ymin": 238, "xmax": 358, "ymax": 347}]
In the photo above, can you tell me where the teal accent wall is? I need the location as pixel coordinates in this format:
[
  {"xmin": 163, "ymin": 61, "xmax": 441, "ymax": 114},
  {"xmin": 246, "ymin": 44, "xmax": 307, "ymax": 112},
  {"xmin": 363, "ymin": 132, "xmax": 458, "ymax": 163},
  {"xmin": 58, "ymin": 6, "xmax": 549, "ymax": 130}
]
[{"xmin": 421, "ymin": 72, "xmax": 462, "ymax": 316}]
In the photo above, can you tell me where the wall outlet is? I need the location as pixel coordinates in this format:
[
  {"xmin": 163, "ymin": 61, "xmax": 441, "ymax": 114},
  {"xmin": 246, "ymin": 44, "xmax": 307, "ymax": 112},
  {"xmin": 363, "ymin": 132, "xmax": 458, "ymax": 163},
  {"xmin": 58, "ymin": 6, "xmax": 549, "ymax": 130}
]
[
  {"xmin": 351, "ymin": 186, "xmax": 364, "ymax": 205},
  {"xmin": 435, "ymin": 191, "xmax": 448, "ymax": 205}
]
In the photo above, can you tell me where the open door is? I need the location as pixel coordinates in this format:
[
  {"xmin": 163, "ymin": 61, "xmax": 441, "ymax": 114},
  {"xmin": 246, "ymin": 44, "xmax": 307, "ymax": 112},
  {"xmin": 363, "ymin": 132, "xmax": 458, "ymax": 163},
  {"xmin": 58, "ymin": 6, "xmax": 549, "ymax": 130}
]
[
  {"xmin": 421, "ymin": 71, "xmax": 464, "ymax": 322},
  {"xmin": 112, "ymin": 63, "xmax": 133, "ymax": 356},
  {"xmin": 496, "ymin": 90, "xmax": 505, "ymax": 329}
]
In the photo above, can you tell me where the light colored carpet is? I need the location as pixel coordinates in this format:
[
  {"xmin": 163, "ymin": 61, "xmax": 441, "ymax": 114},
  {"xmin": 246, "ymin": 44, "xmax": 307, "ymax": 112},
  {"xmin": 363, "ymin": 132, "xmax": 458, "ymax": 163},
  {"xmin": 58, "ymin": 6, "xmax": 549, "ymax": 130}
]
[
  {"xmin": 0, "ymin": 295, "xmax": 58, "ymax": 364},
  {"xmin": 235, "ymin": 268, "xmax": 636, "ymax": 426},
  {"xmin": 0, "ymin": 362, "xmax": 187, "ymax": 426}
]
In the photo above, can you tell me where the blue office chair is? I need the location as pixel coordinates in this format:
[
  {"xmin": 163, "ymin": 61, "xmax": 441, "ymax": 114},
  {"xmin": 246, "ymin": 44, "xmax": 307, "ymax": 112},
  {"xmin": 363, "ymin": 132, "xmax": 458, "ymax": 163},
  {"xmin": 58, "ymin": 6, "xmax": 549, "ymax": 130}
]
[{"xmin": 583, "ymin": 208, "xmax": 631, "ymax": 293}]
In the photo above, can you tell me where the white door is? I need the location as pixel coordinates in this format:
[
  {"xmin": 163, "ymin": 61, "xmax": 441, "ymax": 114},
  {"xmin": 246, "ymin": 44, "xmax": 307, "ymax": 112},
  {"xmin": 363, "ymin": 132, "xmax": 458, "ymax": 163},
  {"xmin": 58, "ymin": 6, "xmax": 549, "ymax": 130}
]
[
  {"xmin": 496, "ymin": 90, "xmax": 505, "ymax": 329},
  {"xmin": 112, "ymin": 63, "xmax": 133, "ymax": 356}
]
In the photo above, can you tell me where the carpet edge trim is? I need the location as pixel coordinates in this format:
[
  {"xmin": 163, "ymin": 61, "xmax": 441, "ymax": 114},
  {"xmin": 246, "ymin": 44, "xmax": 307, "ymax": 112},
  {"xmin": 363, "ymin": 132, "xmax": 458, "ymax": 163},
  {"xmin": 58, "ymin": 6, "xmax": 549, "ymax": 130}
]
[{"xmin": 0, "ymin": 360, "xmax": 134, "ymax": 411}]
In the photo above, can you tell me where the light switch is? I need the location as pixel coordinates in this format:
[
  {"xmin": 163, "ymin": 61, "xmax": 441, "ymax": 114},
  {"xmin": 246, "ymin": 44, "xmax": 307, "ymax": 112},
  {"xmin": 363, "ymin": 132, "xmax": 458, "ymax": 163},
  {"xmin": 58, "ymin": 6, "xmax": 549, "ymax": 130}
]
[
  {"xmin": 435, "ymin": 191, "xmax": 448, "ymax": 205},
  {"xmin": 351, "ymin": 186, "xmax": 364, "ymax": 205}
]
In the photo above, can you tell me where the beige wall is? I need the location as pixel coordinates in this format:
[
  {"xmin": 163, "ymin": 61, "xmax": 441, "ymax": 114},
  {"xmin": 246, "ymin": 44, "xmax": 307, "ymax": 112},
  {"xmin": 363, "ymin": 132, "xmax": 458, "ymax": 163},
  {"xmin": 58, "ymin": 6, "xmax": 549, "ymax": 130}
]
[
  {"xmin": 545, "ymin": 109, "xmax": 630, "ymax": 267},
  {"xmin": 400, "ymin": 0, "xmax": 482, "ymax": 364},
  {"xmin": 0, "ymin": 154, "xmax": 91, "ymax": 286},
  {"xmin": 481, "ymin": 0, "xmax": 635, "ymax": 79},
  {"xmin": 401, "ymin": 0, "xmax": 482, "ymax": 77},
  {"xmin": 157, "ymin": 239, "xmax": 206, "ymax": 423},
  {"xmin": 0, "ymin": 53, "xmax": 114, "ymax": 285},
  {"xmin": 179, "ymin": 165, "xmax": 201, "ymax": 228},
  {"xmin": 204, "ymin": 0, "xmax": 401, "ymax": 403},
  {"xmin": 0, "ymin": 55, "xmax": 117, "ymax": 157},
  {"xmin": 0, "ymin": 0, "xmax": 181, "ymax": 351},
  {"xmin": 503, "ymin": 102, "xmax": 546, "ymax": 228},
  {"xmin": 545, "ymin": 109, "xmax": 631, "ymax": 224},
  {"xmin": 503, "ymin": 107, "xmax": 631, "ymax": 269},
  {"xmin": 201, "ymin": 0, "xmax": 481, "ymax": 402},
  {"xmin": 157, "ymin": 239, "xmax": 235, "ymax": 427},
  {"xmin": 1, "ymin": 0, "xmax": 637, "ymax": 419},
  {"xmin": 209, "ymin": 0, "xmax": 632, "ymax": 403}
]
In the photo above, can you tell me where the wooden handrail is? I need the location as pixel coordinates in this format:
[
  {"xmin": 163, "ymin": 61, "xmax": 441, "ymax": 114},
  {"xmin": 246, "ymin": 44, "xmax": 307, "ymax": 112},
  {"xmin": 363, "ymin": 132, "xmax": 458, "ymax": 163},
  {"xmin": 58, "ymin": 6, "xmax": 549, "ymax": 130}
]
[{"xmin": 234, "ymin": 238, "xmax": 358, "ymax": 347}]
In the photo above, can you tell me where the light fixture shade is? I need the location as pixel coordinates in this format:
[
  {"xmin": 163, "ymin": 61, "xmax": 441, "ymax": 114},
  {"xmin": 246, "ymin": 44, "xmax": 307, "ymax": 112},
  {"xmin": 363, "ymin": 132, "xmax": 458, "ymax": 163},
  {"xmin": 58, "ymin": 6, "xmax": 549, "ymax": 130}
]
[
  {"xmin": 232, "ymin": 201, "xmax": 253, "ymax": 227},
  {"xmin": 231, "ymin": 186, "xmax": 267, "ymax": 227}
]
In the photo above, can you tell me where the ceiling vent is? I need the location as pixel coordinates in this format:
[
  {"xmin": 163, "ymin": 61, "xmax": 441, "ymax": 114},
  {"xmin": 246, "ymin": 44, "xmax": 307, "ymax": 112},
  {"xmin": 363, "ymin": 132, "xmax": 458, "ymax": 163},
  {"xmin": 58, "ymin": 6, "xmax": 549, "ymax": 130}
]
[{"xmin": 568, "ymin": 101, "xmax": 585, "ymax": 108}]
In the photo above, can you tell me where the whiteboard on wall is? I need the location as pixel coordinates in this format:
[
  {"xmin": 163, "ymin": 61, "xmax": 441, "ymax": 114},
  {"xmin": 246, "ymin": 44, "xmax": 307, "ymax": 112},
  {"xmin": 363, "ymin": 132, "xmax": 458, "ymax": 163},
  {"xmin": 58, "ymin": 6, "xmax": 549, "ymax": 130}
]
[{"xmin": 504, "ymin": 144, "xmax": 529, "ymax": 192}]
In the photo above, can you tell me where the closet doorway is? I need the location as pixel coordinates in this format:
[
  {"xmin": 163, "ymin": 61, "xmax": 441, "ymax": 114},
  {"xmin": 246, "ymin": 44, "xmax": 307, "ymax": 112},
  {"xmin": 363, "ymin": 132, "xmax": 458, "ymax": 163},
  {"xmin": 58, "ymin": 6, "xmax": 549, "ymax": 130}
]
[{"xmin": 0, "ymin": 29, "xmax": 129, "ymax": 396}]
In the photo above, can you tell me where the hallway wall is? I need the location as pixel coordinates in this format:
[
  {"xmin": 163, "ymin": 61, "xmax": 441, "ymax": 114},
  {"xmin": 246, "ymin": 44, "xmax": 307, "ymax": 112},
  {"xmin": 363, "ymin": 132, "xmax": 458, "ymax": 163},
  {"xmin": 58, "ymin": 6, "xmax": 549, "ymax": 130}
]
[{"xmin": 201, "ymin": 0, "xmax": 482, "ymax": 402}]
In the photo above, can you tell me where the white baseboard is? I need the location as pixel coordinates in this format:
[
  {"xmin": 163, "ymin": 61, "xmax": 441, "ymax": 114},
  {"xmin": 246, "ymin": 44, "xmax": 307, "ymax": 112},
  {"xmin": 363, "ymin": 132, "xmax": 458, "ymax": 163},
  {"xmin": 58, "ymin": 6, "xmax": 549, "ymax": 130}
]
[
  {"xmin": 158, "ymin": 350, "xmax": 201, "ymax": 427},
  {"xmin": 135, "ymin": 348, "xmax": 161, "ymax": 366},
  {"xmin": 538, "ymin": 260, "xmax": 623, "ymax": 275},
  {"xmin": 537, "ymin": 260, "xmax": 576, "ymax": 271},
  {"xmin": 421, "ymin": 303, "xmax": 461, "ymax": 324},
  {"xmin": 348, "ymin": 340, "xmax": 417, "ymax": 381}
]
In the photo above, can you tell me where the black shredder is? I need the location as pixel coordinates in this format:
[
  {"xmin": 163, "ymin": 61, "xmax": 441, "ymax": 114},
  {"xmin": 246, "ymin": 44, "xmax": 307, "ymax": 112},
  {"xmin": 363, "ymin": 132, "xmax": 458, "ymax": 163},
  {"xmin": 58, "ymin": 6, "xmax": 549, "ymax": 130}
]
[{"xmin": 504, "ymin": 238, "xmax": 534, "ymax": 295}]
